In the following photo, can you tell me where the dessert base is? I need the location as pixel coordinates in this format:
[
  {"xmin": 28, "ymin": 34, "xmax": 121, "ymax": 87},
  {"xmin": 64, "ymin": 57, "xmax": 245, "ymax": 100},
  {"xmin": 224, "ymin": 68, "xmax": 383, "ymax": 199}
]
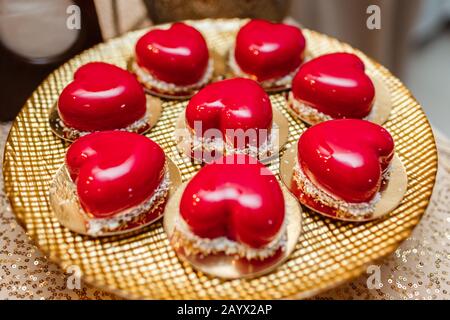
[
  {"xmin": 172, "ymin": 213, "xmax": 287, "ymax": 260},
  {"xmin": 130, "ymin": 58, "xmax": 213, "ymax": 99},
  {"xmin": 49, "ymin": 94, "xmax": 162, "ymax": 142},
  {"xmin": 163, "ymin": 182, "xmax": 302, "ymax": 279},
  {"xmin": 292, "ymin": 163, "xmax": 388, "ymax": 218}
]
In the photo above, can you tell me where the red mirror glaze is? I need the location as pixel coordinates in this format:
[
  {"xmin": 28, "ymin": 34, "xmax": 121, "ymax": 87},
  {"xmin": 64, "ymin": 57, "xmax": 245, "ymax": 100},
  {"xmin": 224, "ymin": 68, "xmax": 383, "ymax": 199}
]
[
  {"xmin": 135, "ymin": 22, "xmax": 209, "ymax": 86},
  {"xmin": 297, "ymin": 119, "xmax": 394, "ymax": 203},
  {"xmin": 234, "ymin": 19, "xmax": 306, "ymax": 82},
  {"xmin": 180, "ymin": 155, "xmax": 285, "ymax": 248},
  {"xmin": 292, "ymin": 53, "xmax": 375, "ymax": 119},
  {"xmin": 58, "ymin": 62, "xmax": 146, "ymax": 132},
  {"xmin": 66, "ymin": 131, "xmax": 165, "ymax": 218},
  {"xmin": 185, "ymin": 78, "xmax": 273, "ymax": 146}
]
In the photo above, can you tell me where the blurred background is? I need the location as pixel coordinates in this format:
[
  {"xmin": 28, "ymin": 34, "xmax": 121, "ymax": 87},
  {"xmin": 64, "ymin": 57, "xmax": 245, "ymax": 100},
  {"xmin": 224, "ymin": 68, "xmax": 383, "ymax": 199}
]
[{"xmin": 0, "ymin": 0, "xmax": 449, "ymax": 135}]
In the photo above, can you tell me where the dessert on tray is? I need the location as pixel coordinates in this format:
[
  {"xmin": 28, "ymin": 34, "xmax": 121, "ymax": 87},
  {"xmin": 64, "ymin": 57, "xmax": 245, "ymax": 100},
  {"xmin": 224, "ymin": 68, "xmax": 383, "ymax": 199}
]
[
  {"xmin": 178, "ymin": 77, "xmax": 288, "ymax": 162},
  {"xmin": 133, "ymin": 22, "xmax": 213, "ymax": 98},
  {"xmin": 230, "ymin": 19, "xmax": 306, "ymax": 91},
  {"xmin": 53, "ymin": 62, "xmax": 159, "ymax": 141},
  {"xmin": 49, "ymin": 131, "xmax": 180, "ymax": 236},
  {"xmin": 281, "ymin": 119, "xmax": 408, "ymax": 221},
  {"xmin": 176, "ymin": 155, "xmax": 286, "ymax": 260},
  {"xmin": 288, "ymin": 53, "xmax": 391, "ymax": 125},
  {"xmin": 164, "ymin": 154, "xmax": 302, "ymax": 278}
]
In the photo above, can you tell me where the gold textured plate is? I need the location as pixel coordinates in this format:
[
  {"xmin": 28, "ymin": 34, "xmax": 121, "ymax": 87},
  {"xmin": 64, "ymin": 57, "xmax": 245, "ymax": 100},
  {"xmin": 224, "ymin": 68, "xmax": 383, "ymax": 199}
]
[
  {"xmin": 164, "ymin": 183, "xmax": 302, "ymax": 279},
  {"xmin": 3, "ymin": 19, "xmax": 437, "ymax": 299}
]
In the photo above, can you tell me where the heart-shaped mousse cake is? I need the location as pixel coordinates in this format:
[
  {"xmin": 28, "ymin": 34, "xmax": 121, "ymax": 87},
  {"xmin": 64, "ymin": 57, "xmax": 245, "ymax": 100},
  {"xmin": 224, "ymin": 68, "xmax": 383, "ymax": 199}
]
[
  {"xmin": 232, "ymin": 19, "xmax": 306, "ymax": 84},
  {"xmin": 185, "ymin": 78, "xmax": 273, "ymax": 151},
  {"xmin": 58, "ymin": 62, "xmax": 147, "ymax": 132},
  {"xmin": 66, "ymin": 131, "xmax": 166, "ymax": 219},
  {"xmin": 290, "ymin": 53, "xmax": 375, "ymax": 121},
  {"xmin": 135, "ymin": 22, "xmax": 211, "ymax": 90},
  {"xmin": 176, "ymin": 155, "xmax": 285, "ymax": 258},
  {"xmin": 295, "ymin": 119, "xmax": 394, "ymax": 213}
]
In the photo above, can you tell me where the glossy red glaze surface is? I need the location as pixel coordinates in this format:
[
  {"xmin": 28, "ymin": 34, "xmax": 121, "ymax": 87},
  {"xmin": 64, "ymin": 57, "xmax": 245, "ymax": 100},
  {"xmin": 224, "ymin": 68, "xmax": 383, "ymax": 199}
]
[
  {"xmin": 58, "ymin": 62, "xmax": 146, "ymax": 132},
  {"xmin": 234, "ymin": 19, "xmax": 305, "ymax": 82},
  {"xmin": 297, "ymin": 119, "xmax": 394, "ymax": 203},
  {"xmin": 180, "ymin": 155, "xmax": 285, "ymax": 248},
  {"xmin": 66, "ymin": 131, "xmax": 165, "ymax": 218},
  {"xmin": 185, "ymin": 78, "xmax": 273, "ymax": 147},
  {"xmin": 292, "ymin": 53, "xmax": 375, "ymax": 119},
  {"xmin": 135, "ymin": 22, "xmax": 209, "ymax": 85}
]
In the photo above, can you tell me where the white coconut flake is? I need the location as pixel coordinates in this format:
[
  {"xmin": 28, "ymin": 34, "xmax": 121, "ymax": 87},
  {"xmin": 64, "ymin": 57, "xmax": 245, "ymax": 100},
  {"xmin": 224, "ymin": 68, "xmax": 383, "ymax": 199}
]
[
  {"xmin": 293, "ymin": 163, "xmax": 392, "ymax": 217},
  {"xmin": 288, "ymin": 92, "xmax": 333, "ymax": 124},
  {"xmin": 186, "ymin": 125, "xmax": 279, "ymax": 160},
  {"xmin": 58, "ymin": 111, "xmax": 150, "ymax": 140},
  {"xmin": 173, "ymin": 213, "xmax": 287, "ymax": 260},
  {"xmin": 288, "ymin": 92, "xmax": 377, "ymax": 124},
  {"xmin": 86, "ymin": 170, "xmax": 170, "ymax": 235},
  {"xmin": 132, "ymin": 59, "xmax": 213, "ymax": 93}
]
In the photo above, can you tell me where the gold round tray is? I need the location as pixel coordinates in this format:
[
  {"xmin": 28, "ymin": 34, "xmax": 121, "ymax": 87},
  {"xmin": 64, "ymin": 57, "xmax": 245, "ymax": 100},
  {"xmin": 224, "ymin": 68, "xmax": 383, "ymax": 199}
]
[{"xmin": 3, "ymin": 19, "xmax": 438, "ymax": 299}]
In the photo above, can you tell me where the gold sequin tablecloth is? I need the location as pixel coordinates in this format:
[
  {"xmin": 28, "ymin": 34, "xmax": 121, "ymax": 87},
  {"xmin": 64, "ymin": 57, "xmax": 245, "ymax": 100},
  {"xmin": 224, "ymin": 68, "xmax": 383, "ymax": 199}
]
[{"xmin": 0, "ymin": 120, "xmax": 448, "ymax": 300}]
